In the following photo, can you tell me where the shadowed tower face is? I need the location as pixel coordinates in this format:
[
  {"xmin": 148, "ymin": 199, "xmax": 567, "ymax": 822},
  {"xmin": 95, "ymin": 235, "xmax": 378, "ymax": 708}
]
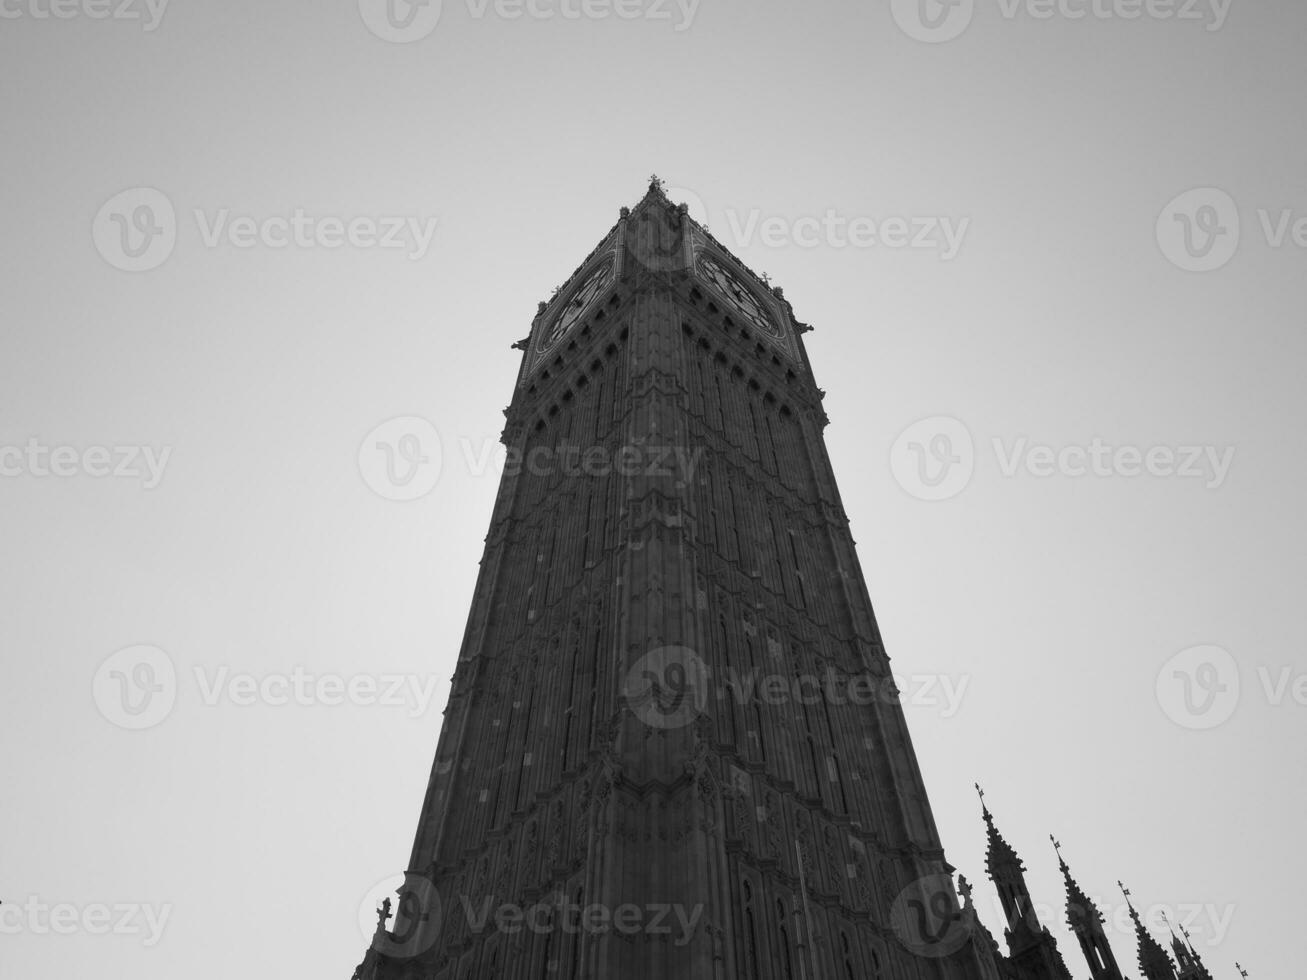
[{"xmin": 352, "ymin": 181, "xmax": 997, "ymax": 980}]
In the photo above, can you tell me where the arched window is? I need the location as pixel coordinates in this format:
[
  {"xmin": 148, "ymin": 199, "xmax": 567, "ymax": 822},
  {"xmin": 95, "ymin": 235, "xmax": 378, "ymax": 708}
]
[
  {"xmin": 742, "ymin": 880, "xmax": 759, "ymax": 977},
  {"xmin": 776, "ymin": 899, "xmax": 795, "ymax": 980}
]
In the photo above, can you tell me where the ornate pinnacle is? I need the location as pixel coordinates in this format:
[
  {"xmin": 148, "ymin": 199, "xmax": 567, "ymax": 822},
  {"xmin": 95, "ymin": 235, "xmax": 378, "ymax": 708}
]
[
  {"xmin": 648, "ymin": 174, "xmax": 666, "ymax": 194},
  {"xmin": 958, "ymin": 874, "xmax": 974, "ymax": 907}
]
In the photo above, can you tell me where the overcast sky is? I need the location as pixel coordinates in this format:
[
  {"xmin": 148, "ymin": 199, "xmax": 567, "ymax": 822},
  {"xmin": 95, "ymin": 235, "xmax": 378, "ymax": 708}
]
[{"xmin": 1, "ymin": 1, "xmax": 1302, "ymax": 977}]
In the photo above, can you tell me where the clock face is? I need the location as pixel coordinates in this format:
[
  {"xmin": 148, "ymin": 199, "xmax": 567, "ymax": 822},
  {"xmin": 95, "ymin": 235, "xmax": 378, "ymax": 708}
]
[
  {"xmin": 539, "ymin": 262, "xmax": 613, "ymax": 352},
  {"xmin": 697, "ymin": 255, "xmax": 780, "ymax": 337}
]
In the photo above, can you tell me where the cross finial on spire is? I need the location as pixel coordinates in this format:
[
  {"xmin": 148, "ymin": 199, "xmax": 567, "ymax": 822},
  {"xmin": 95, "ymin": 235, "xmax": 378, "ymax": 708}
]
[
  {"xmin": 1051, "ymin": 835, "xmax": 1063, "ymax": 861},
  {"xmin": 649, "ymin": 174, "xmax": 665, "ymax": 193},
  {"xmin": 1118, "ymin": 880, "xmax": 1131, "ymax": 900},
  {"xmin": 1236, "ymin": 962, "xmax": 1248, "ymax": 977}
]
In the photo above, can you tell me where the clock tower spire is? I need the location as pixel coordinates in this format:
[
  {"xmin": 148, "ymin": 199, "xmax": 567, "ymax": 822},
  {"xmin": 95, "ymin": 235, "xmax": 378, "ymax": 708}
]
[{"xmin": 349, "ymin": 183, "xmax": 1029, "ymax": 979}]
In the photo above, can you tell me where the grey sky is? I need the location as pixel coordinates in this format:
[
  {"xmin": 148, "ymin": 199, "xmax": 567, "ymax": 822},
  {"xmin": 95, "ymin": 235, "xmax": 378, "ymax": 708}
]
[{"xmin": 1, "ymin": 1, "xmax": 1301, "ymax": 977}]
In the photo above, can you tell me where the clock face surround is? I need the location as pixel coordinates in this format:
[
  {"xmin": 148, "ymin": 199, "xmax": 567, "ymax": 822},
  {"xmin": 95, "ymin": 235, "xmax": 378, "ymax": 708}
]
[
  {"xmin": 538, "ymin": 261, "xmax": 614, "ymax": 353},
  {"xmin": 697, "ymin": 254, "xmax": 781, "ymax": 338}
]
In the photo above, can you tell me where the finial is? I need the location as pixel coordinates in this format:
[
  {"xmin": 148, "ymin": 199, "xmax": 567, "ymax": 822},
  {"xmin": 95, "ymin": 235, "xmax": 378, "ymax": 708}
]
[
  {"xmin": 620, "ymin": 206, "xmax": 630, "ymax": 218},
  {"xmin": 958, "ymin": 874, "xmax": 974, "ymax": 906},
  {"xmin": 761, "ymin": 271, "xmax": 772, "ymax": 285},
  {"xmin": 1236, "ymin": 962, "xmax": 1248, "ymax": 977},
  {"xmin": 649, "ymin": 174, "xmax": 666, "ymax": 193},
  {"xmin": 1051, "ymin": 835, "xmax": 1063, "ymax": 862},
  {"xmin": 1118, "ymin": 881, "xmax": 1141, "ymax": 922},
  {"xmin": 372, "ymin": 896, "xmax": 393, "ymax": 938}
]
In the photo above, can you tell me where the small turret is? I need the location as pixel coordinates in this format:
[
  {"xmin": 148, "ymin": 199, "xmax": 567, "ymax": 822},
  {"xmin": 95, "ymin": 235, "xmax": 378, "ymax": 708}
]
[
  {"xmin": 1053, "ymin": 838, "xmax": 1127, "ymax": 980},
  {"xmin": 1121, "ymin": 882, "xmax": 1177, "ymax": 980}
]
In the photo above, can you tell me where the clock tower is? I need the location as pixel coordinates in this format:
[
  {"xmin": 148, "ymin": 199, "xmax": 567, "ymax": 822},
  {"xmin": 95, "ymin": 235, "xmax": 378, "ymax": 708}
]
[{"xmin": 351, "ymin": 179, "xmax": 998, "ymax": 980}]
